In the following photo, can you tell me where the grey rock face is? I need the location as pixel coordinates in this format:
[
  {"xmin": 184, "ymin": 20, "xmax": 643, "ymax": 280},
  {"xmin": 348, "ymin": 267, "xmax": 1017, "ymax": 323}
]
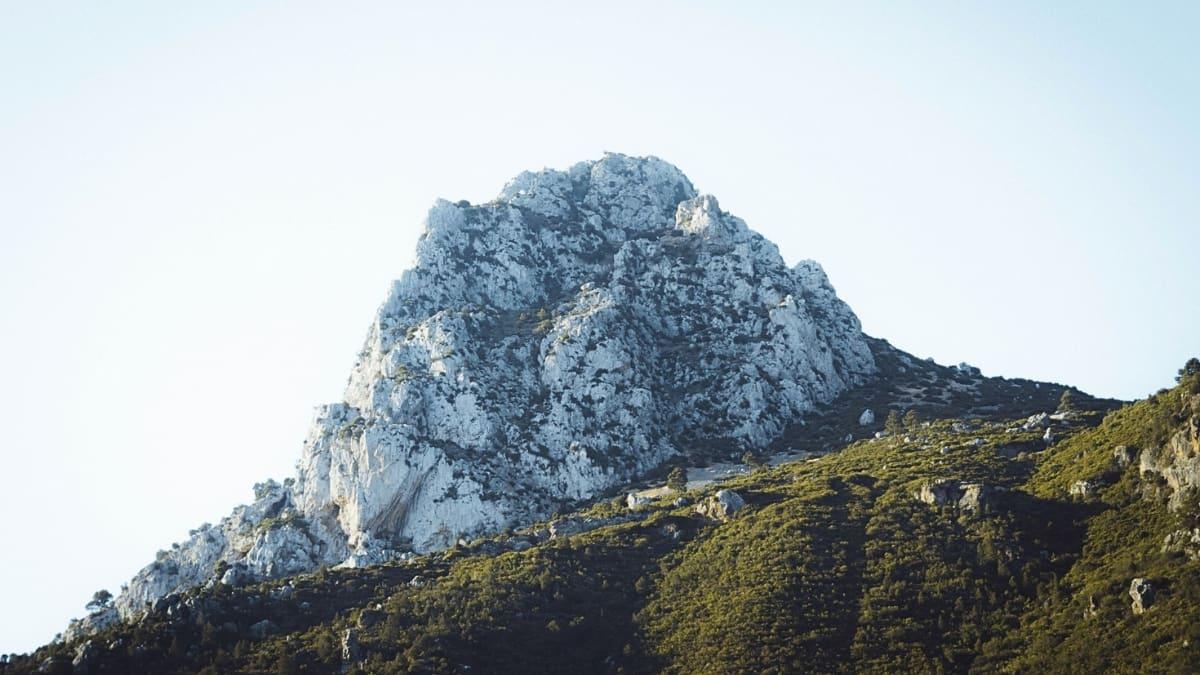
[
  {"xmin": 695, "ymin": 489, "xmax": 746, "ymax": 521},
  {"xmin": 62, "ymin": 608, "xmax": 119, "ymax": 645},
  {"xmin": 101, "ymin": 154, "xmax": 876, "ymax": 626},
  {"xmin": 1129, "ymin": 578, "xmax": 1155, "ymax": 615},
  {"xmin": 914, "ymin": 479, "xmax": 961, "ymax": 507},
  {"xmin": 626, "ymin": 493, "xmax": 652, "ymax": 510},
  {"xmin": 1163, "ymin": 528, "xmax": 1200, "ymax": 561},
  {"xmin": 1022, "ymin": 413, "xmax": 1050, "ymax": 431},
  {"xmin": 1069, "ymin": 479, "xmax": 1100, "ymax": 498},
  {"xmin": 958, "ymin": 483, "xmax": 994, "ymax": 513},
  {"xmin": 858, "ymin": 409, "xmax": 875, "ymax": 426},
  {"xmin": 1139, "ymin": 414, "xmax": 1200, "ymax": 511},
  {"xmin": 1113, "ymin": 445, "xmax": 1136, "ymax": 469},
  {"xmin": 71, "ymin": 640, "xmax": 98, "ymax": 673},
  {"xmin": 915, "ymin": 479, "xmax": 995, "ymax": 513}
]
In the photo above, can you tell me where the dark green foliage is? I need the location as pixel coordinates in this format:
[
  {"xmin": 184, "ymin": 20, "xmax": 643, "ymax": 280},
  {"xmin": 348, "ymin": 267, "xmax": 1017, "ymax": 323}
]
[
  {"xmin": 1058, "ymin": 388, "xmax": 1076, "ymax": 412},
  {"xmin": 1179, "ymin": 357, "xmax": 1200, "ymax": 383},
  {"xmin": 666, "ymin": 467, "xmax": 687, "ymax": 492},
  {"xmin": 85, "ymin": 589, "xmax": 112, "ymax": 611},
  {"xmin": 885, "ymin": 410, "xmax": 903, "ymax": 436}
]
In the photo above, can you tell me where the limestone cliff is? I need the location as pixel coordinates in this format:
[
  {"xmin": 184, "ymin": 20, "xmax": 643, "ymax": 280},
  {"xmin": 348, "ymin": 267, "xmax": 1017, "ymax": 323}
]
[{"xmin": 110, "ymin": 153, "xmax": 875, "ymax": 620}]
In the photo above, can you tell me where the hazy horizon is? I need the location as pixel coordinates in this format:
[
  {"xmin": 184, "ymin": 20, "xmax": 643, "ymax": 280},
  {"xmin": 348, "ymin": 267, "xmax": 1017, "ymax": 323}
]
[{"xmin": 2, "ymin": 1, "xmax": 1198, "ymax": 654}]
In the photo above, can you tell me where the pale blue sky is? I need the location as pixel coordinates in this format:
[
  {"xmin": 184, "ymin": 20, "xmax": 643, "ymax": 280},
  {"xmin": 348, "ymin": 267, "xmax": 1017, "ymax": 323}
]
[{"xmin": 1, "ymin": 1, "xmax": 1197, "ymax": 654}]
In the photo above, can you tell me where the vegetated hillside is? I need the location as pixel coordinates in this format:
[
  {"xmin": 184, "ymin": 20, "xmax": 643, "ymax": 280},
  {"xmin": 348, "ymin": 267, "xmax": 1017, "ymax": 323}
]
[
  {"xmin": 63, "ymin": 153, "xmax": 1121, "ymax": 637},
  {"xmin": 9, "ymin": 365, "xmax": 1199, "ymax": 674}
]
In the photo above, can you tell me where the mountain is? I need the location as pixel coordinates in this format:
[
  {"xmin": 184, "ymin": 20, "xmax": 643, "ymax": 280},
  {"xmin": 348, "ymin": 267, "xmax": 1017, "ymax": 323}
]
[
  {"xmin": 12, "ymin": 154, "xmax": 1197, "ymax": 674},
  {"xmin": 106, "ymin": 153, "xmax": 882, "ymax": 623}
]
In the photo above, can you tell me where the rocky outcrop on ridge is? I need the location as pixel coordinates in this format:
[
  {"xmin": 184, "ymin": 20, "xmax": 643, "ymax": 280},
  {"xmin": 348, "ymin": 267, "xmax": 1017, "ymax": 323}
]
[
  {"xmin": 914, "ymin": 478, "xmax": 996, "ymax": 514},
  {"xmin": 694, "ymin": 489, "xmax": 747, "ymax": 521},
  {"xmin": 1139, "ymin": 406, "xmax": 1200, "ymax": 511},
  {"xmin": 107, "ymin": 153, "xmax": 876, "ymax": 621}
]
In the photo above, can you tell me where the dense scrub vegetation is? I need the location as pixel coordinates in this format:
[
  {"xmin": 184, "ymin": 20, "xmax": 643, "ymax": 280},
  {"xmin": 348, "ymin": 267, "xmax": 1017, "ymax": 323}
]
[{"xmin": 7, "ymin": 365, "xmax": 1199, "ymax": 674}]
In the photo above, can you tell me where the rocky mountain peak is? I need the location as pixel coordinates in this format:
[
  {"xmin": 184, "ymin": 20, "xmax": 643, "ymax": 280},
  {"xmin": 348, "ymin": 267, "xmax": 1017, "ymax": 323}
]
[{"xmin": 102, "ymin": 153, "xmax": 876, "ymax": 623}]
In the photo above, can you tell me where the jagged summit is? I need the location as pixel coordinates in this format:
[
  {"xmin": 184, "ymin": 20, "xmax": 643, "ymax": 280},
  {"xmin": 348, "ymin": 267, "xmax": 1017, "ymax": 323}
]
[{"xmin": 93, "ymin": 153, "xmax": 876, "ymax": 628}]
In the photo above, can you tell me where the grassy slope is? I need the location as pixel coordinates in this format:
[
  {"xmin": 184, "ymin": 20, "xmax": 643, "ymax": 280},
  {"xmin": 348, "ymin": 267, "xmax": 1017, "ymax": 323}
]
[{"xmin": 12, "ymin": 374, "xmax": 1200, "ymax": 674}]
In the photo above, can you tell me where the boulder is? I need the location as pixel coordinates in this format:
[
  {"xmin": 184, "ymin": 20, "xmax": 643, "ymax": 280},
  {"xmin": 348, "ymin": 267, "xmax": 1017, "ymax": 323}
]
[
  {"xmin": 915, "ymin": 479, "xmax": 961, "ymax": 507},
  {"xmin": 694, "ymin": 490, "xmax": 746, "ymax": 521},
  {"xmin": 1129, "ymin": 578, "xmax": 1155, "ymax": 615},
  {"xmin": 1113, "ymin": 445, "xmax": 1136, "ymax": 468},
  {"xmin": 1022, "ymin": 413, "xmax": 1050, "ymax": 431},
  {"xmin": 914, "ymin": 479, "xmax": 994, "ymax": 513},
  {"xmin": 1163, "ymin": 528, "xmax": 1200, "ymax": 561},
  {"xmin": 626, "ymin": 493, "xmax": 652, "ymax": 510},
  {"xmin": 220, "ymin": 563, "xmax": 253, "ymax": 587},
  {"xmin": 1043, "ymin": 427, "xmax": 1055, "ymax": 444},
  {"xmin": 1069, "ymin": 480, "xmax": 1099, "ymax": 498},
  {"xmin": 955, "ymin": 362, "xmax": 981, "ymax": 376},
  {"xmin": 337, "ymin": 533, "xmax": 402, "ymax": 569},
  {"xmin": 62, "ymin": 607, "xmax": 119, "ymax": 644},
  {"xmin": 957, "ymin": 483, "xmax": 994, "ymax": 513},
  {"xmin": 858, "ymin": 409, "xmax": 875, "ymax": 426}
]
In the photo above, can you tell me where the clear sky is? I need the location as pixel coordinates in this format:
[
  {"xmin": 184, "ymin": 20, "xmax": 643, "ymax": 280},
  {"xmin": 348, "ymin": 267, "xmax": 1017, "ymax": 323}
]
[{"xmin": 1, "ymin": 0, "xmax": 1197, "ymax": 655}]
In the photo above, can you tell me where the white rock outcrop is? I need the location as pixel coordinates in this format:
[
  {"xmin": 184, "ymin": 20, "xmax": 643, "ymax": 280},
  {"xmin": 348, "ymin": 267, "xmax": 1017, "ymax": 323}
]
[
  {"xmin": 1129, "ymin": 577, "xmax": 1155, "ymax": 615},
  {"xmin": 1069, "ymin": 479, "xmax": 1099, "ymax": 498},
  {"xmin": 914, "ymin": 478, "xmax": 995, "ymax": 514},
  {"xmin": 103, "ymin": 153, "xmax": 876, "ymax": 624},
  {"xmin": 1139, "ymin": 414, "xmax": 1200, "ymax": 511},
  {"xmin": 695, "ymin": 489, "xmax": 747, "ymax": 521}
]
